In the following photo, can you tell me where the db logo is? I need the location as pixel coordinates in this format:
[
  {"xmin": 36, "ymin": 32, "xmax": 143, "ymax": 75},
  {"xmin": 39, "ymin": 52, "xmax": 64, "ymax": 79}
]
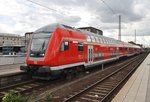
[{"xmin": 78, "ymin": 55, "xmax": 83, "ymax": 59}]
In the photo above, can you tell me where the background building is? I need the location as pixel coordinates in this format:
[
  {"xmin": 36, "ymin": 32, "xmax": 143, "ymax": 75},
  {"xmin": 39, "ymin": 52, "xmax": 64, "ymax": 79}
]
[
  {"xmin": 78, "ymin": 27, "xmax": 103, "ymax": 35},
  {"xmin": 128, "ymin": 41, "xmax": 143, "ymax": 48},
  {"xmin": 25, "ymin": 32, "xmax": 33, "ymax": 52},
  {"xmin": 0, "ymin": 33, "xmax": 25, "ymax": 55}
]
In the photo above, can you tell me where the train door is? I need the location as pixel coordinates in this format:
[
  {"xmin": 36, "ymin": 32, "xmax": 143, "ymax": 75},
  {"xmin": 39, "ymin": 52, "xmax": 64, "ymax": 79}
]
[{"xmin": 88, "ymin": 45, "xmax": 93, "ymax": 64}]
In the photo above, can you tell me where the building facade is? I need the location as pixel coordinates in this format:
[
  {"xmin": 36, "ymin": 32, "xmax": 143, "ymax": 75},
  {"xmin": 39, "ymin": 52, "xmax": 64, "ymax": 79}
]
[
  {"xmin": 0, "ymin": 33, "xmax": 25, "ymax": 54},
  {"xmin": 78, "ymin": 27, "xmax": 103, "ymax": 35}
]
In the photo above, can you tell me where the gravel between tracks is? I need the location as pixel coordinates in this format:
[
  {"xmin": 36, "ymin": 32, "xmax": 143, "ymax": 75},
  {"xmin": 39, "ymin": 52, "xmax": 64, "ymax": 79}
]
[{"xmin": 35, "ymin": 54, "xmax": 146, "ymax": 102}]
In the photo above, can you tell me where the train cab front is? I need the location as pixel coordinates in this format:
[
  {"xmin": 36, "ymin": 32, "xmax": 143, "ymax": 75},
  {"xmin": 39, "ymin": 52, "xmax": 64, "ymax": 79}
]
[
  {"xmin": 20, "ymin": 31, "xmax": 52, "ymax": 72},
  {"xmin": 20, "ymin": 24, "xmax": 61, "ymax": 77},
  {"xmin": 20, "ymin": 24, "xmax": 65, "ymax": 80}
]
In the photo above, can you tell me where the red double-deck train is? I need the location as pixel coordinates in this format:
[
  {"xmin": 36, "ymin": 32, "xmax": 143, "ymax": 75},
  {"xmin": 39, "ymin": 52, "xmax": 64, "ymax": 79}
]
[{"xmin": 21, "ymin": 23, "xmax": 142, "ymax": 79}]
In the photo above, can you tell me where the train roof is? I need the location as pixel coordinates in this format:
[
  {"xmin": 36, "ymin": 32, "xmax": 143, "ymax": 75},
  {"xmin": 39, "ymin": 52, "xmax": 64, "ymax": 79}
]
[{"xmin": 34, "ymin": 23, "xmax": 141, "ymax": 49}]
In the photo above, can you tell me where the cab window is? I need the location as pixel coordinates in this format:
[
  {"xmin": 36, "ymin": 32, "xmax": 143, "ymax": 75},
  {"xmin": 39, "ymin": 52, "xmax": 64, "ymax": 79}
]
[{"xmin": 60, "ymin": 41, "xmax": 69, "ymax": 51}]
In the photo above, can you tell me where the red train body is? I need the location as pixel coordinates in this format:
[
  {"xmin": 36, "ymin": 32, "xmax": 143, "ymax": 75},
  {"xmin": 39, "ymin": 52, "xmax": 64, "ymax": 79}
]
[{"xmin": 21, "ymin": 23, "xmax": 142, "ymax": 78}]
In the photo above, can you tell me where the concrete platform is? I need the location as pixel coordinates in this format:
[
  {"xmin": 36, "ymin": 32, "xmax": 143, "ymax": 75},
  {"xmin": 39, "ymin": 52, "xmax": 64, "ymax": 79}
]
[
  {"xmin": 112, "ymin": 53, "xmax": 150, "ymax": 102},
  {"xmin": 0, "ymin": 64, "xmax": 25, "ymax": 76},
  {"xmin": 0, "ymin": 56, "xmax": 25, "ymax": 65}
]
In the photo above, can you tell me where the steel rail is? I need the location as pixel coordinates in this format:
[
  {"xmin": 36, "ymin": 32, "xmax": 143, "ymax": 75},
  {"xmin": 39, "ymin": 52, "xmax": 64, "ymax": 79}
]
[{"xmin": 62, "ymin": 54, "xmax": 147, "ymax": 102}]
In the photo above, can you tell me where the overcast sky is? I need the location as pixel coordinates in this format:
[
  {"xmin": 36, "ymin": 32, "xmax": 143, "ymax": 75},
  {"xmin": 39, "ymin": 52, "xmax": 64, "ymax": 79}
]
[{"xmin": 0, "ymin": 0, "xmax": 150, "ymax": 46}]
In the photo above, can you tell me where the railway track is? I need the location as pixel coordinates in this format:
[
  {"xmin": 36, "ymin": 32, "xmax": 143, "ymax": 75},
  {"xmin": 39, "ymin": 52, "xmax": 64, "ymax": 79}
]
[
  {"xmin": 0, "ymin": 79, "xmax": 45, "ymax": 99},
  {"xmin": 61, "ymin": 53, "xmax": 147, "ymax": 102},
  {"xmin": 0, "ymin": 53, "xmax": 147, "ymax": 102},
  {"xmin": 0, "ymin": 72, "xmax": 31, "ymax": 88}
]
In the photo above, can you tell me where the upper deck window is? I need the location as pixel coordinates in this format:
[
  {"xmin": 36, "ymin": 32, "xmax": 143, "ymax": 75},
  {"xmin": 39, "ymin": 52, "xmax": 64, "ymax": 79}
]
[
  {"xmin": 87, "ymin": 36, "xmax": 91, "ymax": 42},
  {"xmin": 102, "ymin": 38, "xmax": 106, "ymax": 44},
  {"xmin": 105, "ymin": 39, "xmax": 108, "ymax": 44},
  {"xmin": 108, "ymin": 40, "xmax": 110, "ymax": 44},
  {"xmin": 99, "ymin": 38, "xmax": 103, "ymax": 43},
  {"xmin": 91, "ymin": 36, "xmax": 96, "ymax": 42},
  {"xmin": 106, "ymin": 39, "xmax": 108, "ymax": 44},
  {"xmin": 95, "ymin": 37, "xmax": 99, "ymax": 43}
]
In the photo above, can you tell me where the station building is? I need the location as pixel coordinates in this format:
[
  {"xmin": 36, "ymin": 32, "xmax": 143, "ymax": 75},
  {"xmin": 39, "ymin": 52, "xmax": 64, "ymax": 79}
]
[
  {"xmin": 0, "ymin": 33, "xmax": 25, "ymax": 55},
  {"xmin": 78, "ymin": 27, "xmax": 103, "ymax": 35}
]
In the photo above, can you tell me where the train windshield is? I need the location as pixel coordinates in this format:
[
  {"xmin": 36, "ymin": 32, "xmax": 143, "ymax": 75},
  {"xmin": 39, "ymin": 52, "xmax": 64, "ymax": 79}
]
[{"xmin": 30, "ymin": 33, "xmax": 51, "ymax": 57}]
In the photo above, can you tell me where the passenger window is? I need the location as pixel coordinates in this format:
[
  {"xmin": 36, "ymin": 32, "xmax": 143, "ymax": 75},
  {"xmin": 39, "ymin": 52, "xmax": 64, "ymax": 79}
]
[
  {"xmin": 103, "ymin": 39, "xmax": 106, "ymax": 44},
  {"xmin": 87, "ymin": 36, "xmax": 91, "ymax": 42},
  {"xmin": 100, "ymin": 38, "xmax": 104, "ymax": 44},
  {"xmin": 99, "ymin": 38, "xmax": 101, "ymax": 43},
  {"xmin": 95, "ymin": 37, "xmax": 99, "ymax": 43},
  {"xmin": 106, "ymin": 40, "xmax": 108, "ymax": 44},
  {"xmin": 91, "ymin": 36, "xmax": 96, "ymax": 42},
  {"xmin": 60, "ymin": 41, "xmax": 69, "ymax": 51},
  {"xmin": 78, "ymin": 42, "xmax": 84, "ymax": 51}
]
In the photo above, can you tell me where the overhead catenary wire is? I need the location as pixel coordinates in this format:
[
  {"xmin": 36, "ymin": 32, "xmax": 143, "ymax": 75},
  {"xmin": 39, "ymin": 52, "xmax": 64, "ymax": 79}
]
[
  {"xmin": 100, "ymin": 0, "xmax": 115, "ymax": 14},
  {"xmin": 99, "ymin": 0, "xmax": 123, "ymax": 41},
  {"xmin": 99, "ymin": 0, "xmax": 146, "ymax": 45},
  {"xmin": 26, "ymin": 0, "xmax": 65, "ymax": 15},
  {"xmin": 26, "ymin": 0, "xmax": 90, "ymax": 26}
]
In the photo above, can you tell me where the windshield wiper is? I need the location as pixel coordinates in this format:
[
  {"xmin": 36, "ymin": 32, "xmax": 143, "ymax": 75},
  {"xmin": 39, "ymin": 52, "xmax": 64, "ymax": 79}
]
[{"xmin": 40, "ymin": 41, "xmax": 45, "ymax": 51}]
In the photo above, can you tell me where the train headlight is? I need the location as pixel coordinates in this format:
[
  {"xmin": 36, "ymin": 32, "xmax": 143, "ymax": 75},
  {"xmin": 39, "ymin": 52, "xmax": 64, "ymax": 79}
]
[
  {"xmin": 40, "ymin": 53, "xmax": 45, "ymax": 57},
  {"xmin": 30, "ymin": 53, "xmax": 34, "ymax": 56}
]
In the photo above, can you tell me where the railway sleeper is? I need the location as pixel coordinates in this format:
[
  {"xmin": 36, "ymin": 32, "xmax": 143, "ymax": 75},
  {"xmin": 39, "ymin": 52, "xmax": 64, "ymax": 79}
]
[
  {"xmin": 29, "ymin": 83, "xmax": 40, "ymax": 87},
  {"xmin": 16, "ymin": 87, "xmax": 26, "ymax": 91},
  {"xmin": 96, "ymin": 87, "xmax": 111, "ymax": 91},
  {"xmin": 98, "ymin": 85, "xmax": 114, "ymax": 89},
  {"xmin": 80, "ymin": 97, "xmax": 99, "ymax": 102},
  {"xmin": 9, "ymin": 89, "xmax": 19, "ymax": 93},
  {"xmin": 89, "ymin": 91, "xmax": 107, "ymax": 96},
  {"xmin": 93, "ymin": 89, "xmax": 109, "ymax": 93},
  {"xmin": 0, "ymin": 92, "xmax": 7, "ymax": 95},
  {"xmin": 85, "ymin": 94, "xmax": 103, "ymax": 99},
  {"xmin": 83, "ymin": 95, "xmax": 100, "ymax": 100},
  {"xmin": 88, "ymin": 92, "xmax": 106, "ymax": 97},
  {"xmin": 100, "ymin": 84, "xmax": 115, "ymax": 88},
  {"xmin": 15, "ymin": 87, "xmax": 26, "ymax": 92},
  {"xmin": 101, "ymin": 81, "xmax": 118, "ymax": 85},
  {"xmin": 22, "ymin": 85, "xmax": 33, "ymax": 89}
]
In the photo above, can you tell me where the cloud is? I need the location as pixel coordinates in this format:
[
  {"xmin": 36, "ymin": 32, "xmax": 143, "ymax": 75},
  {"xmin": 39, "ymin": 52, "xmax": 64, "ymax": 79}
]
[
  {"xmin": 0, "ymin": 0, "xmax": 149, "ymax": 45},
  {"xmin": 0, "ymin": 24, "xmax": 7, "ymax": 33},
  {"xmin": 91, "ymin": 0, "xmax": 144, "ymax": 23},
  {"xmin": 52, "ymin": 13, "xmax": 81, "ymax": 26}
]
